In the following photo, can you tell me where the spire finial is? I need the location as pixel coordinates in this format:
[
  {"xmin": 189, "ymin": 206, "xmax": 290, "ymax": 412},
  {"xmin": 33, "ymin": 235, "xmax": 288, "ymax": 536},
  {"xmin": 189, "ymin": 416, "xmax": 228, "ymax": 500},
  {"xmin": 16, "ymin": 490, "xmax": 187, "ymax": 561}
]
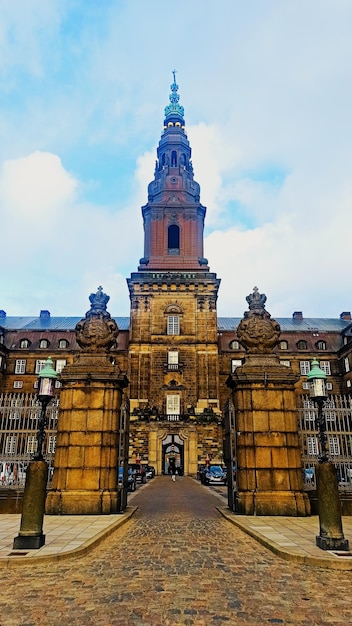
[{"xmin": 164, "ymin": 70, "xmax": 185, "ymax": 122}]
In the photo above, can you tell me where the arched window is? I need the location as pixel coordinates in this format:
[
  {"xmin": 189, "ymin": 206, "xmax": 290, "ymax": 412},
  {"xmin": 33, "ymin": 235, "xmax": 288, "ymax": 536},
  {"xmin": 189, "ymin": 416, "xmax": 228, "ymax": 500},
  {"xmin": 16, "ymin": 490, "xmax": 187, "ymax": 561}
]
[
  {"xmin": 297, "ymin": 340, "xmax": 308, "ymax": 350},
  {"xmin": 229, "ymin": 340, "xmax": 240, "ymax": 350},
  {"xmin": 171, "ymin": 150, "xmax": 177, "ymax": 166},
  {"xmin": 316, "ymin": 340, "xmax": 327, "ymax": 351},
  {"xmin": 168, "ymin": 225, "xmax": 180, "ymax": 253}
]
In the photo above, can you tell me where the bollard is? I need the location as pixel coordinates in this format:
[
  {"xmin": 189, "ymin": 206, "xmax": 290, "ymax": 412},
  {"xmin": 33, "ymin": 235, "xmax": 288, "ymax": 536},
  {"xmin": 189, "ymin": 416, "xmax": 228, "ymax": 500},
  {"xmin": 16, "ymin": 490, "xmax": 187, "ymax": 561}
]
[
  {"xmin": 13, "ymin": 461, "xmax": 48, "ymax": 550},
  {"xmin": 315, "ymin": 461, "xmax": 349, "ymax": 551}
]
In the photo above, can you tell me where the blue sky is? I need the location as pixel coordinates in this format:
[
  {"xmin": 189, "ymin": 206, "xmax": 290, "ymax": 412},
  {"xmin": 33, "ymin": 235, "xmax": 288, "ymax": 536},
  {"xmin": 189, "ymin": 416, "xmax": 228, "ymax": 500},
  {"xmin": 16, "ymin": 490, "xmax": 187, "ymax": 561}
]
[{"xmin": 1, "ymin": 0, "xmax": 352, "ymax": 318}]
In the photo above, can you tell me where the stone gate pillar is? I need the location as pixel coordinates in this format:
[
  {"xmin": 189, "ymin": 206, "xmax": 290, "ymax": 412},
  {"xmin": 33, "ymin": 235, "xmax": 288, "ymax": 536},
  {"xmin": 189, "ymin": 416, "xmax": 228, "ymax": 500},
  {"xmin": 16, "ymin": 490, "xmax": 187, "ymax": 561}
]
[
  {"xmin": 46, "ymin": 287, "xmax": 128, "ymax": 515},
  {"xmin": 226, "ymin": 287, "xmax": 310, "ymax": 516}
]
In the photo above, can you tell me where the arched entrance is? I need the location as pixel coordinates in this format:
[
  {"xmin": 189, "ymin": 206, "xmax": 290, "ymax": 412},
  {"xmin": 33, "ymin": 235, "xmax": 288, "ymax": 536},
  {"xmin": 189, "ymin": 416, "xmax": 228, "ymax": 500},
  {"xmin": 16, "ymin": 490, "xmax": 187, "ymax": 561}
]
[{"xmin": 162, "ymin": 433, "xmax": 184, "ymax": 474}]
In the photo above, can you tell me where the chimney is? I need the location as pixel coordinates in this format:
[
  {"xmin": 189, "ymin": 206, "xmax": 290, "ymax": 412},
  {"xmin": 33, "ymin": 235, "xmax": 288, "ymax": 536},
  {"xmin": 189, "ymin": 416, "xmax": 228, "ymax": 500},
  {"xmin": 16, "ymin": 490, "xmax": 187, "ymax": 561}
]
[
  {"xmin": 40, "ymin": 310, "xmax": 50, "ymax": 319},
  {"xmin": 0, "ymin": 310, "xmax": 6, "ymax": 319},
  {"xmin": 340, "ymin": 312, "xmax": 351, "ymax": 321},
  {"xmin": 293, "ymin": 311, "xmax": 303, "ymax": 321}
]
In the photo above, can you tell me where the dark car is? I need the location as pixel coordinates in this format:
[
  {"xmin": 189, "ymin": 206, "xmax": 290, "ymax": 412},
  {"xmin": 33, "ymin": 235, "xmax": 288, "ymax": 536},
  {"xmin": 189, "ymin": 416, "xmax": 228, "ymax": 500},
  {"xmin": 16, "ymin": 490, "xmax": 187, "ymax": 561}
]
[
  {"xmin": 203, "ymin": 465, "xmax": 227, "ymax": 486},
  {"xmin": 118, "ymin": 466, "xmax": 137, "ymax": 492},
  {"xmin": 142, "ymin": 464, "xmax": 156, "ymax": 479},
  {"xmin": 130, "ymin": 463, "xmax": 147, "ymax": 483}
]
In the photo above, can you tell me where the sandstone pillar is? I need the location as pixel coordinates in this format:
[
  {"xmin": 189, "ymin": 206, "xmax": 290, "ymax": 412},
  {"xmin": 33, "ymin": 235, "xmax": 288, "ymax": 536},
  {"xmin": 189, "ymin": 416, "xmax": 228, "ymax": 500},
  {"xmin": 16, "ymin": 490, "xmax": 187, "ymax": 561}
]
[
  {"xmin": 227, "ymin": 287, "xmax": 310, "ymax": 516},
  {"xmin": 46, "ymin": 287, "xmax": 129, "ymax": 515}
]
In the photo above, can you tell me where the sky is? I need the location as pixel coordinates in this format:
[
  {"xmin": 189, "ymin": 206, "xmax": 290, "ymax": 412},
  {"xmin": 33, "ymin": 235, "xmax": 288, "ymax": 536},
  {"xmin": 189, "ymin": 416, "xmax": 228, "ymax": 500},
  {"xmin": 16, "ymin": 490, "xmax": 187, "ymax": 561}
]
[{"xmin": 1, "ymin": 0, "xmax": 352, "ymax": 319}]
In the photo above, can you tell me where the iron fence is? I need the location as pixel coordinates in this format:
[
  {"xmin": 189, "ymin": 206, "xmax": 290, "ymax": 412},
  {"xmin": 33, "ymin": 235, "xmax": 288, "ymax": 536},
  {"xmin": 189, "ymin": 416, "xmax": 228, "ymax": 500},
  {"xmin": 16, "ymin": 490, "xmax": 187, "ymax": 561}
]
[
  {"xmin": 299, "ymin": 394, "xmax": 352, "ymax": 491},
  {"xmin": 0, "ymin": 392, "xmax": 58, "ymax": 488}
]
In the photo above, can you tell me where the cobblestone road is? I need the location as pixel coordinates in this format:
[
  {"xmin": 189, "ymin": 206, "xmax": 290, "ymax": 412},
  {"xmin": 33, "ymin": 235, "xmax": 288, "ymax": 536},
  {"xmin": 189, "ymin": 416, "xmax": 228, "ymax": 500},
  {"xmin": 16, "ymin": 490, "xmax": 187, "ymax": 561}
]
[{"xmin": 0, "ymin": 476, "xmax": 351, "ymax": 626}]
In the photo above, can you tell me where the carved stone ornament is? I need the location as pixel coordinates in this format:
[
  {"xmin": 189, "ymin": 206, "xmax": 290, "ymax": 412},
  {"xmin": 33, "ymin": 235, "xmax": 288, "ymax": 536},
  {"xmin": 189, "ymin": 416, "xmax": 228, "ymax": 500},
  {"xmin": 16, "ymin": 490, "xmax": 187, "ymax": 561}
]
[
  {"xmin": 237, "ymin": 287, "xmax": 281, "ymax": 354},
  {"xmin": 75, "ymin": 286, "xmax": 119, "ymax": 353}
]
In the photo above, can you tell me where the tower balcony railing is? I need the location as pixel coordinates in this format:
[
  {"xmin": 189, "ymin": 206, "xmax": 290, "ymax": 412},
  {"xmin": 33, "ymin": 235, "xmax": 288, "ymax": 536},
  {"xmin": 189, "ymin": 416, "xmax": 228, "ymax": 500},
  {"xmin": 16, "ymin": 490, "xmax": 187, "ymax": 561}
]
[{"xmin": 163, "ymin": 362, "xmax": 184, "ymax": 373}]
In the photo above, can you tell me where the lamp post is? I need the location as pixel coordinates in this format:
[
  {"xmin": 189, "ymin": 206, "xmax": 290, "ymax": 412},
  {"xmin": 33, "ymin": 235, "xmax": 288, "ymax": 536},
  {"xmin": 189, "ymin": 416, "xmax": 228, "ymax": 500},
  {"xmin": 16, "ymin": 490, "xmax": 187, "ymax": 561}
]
[
  {"xmin": 13, "ymin": 357, "xmax": 57, "ymax": 550},
  {"xmin": 307, "ymin": 359, "xmax": 349, "ymax": 551}
]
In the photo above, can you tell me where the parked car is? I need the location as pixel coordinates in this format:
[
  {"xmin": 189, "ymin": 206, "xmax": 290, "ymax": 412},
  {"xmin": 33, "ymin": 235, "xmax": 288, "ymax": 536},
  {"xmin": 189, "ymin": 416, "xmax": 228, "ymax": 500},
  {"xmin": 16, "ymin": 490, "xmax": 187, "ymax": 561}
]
[
  {"xmin": 142, "ymin": 464, "xmax": 155, "ymax": 479},
  {"xmin": 203, "ymin": 465, "xmax": 227, "ymax": 486},
  {"xmin": 118, "ymin": 466, "xmax": 137, "ymax": 492},
  {"xmin": 129, "ymin": 463, "xmax": 147, "ymax": 483}
]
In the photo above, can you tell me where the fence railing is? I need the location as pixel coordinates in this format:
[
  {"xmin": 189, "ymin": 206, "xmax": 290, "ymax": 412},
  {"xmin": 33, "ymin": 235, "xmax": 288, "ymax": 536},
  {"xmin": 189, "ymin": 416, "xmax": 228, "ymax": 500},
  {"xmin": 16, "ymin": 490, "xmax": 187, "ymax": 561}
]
[{"xmin": 0, "ymin": 392, "xmax": 58, "ymax": 488}]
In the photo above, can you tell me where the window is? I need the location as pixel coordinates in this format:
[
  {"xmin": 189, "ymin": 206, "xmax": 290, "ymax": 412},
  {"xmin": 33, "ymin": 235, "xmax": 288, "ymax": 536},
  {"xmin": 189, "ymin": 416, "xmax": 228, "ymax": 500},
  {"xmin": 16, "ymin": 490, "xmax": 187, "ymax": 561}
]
[
  {"xmin": 48, "ymin": 436, "xmax": 56, "ymax": 454},
  {"xmin": 230, "ymin": 340, "xmax": 240, "ymax": 350},
  {"xmin": 35, "ymin": 359, "xmax": 47, "ymax": 374},
  {"xmin": 20, "ymin": 339, "xmax": 30, "ymax": 349},
  {"xmin": 5, "ymin": 436, "xmax": 17, "ymax": 455},
  {"xmin": 15, "ymin": 359, "xmax": 26, "ymax": 374},
  {"xmin": 319, "ymin": 361, "xmax": 331, "ymax": 375},
  {"xmin": 297, "ymin": 340, "xmax": 308, "ymax": 350},
  {"xmin": 56, "ymin": 359, "xmax": 67, "ymax": 374},
  {"xmin": 166, "ymin": 395, "xmax": 180, "ymax": 416},
  {"xmin": 279, "ymin": 340, "xmax": 288, "ymax": 350},
  {"xmin": 329, "ymin": 436, "xmax": 340, "ymax": 456},
  {"xmin": 300, "ymin": 361, "xmax": 311, "ymax": 375},
  {"xmin": 316, "ymin": 341, "xmax": 326, "ymax": 350},
  {"xmin": 27, "ymin": 436, "xmax": 37, "ymax": 454},
  {"xmin": 302, "ymin": 382, "xmax": 309, "ymax": 390},
  {"xmin": 39, "ymin": 339, "xmax": 49, "ymax": 349},
  {"xmin": 307, "ymin": 436, "xmax": 318, "ymax": 456},
  {"xmin": 13, "ymin": 381, "xmax": 23, "ymax": 389},
  {"xmin": 167, "ymin": 351, "xmax": 179, "ymax": 370},
  {"xmin": 345, "ymin": 357, "xmax": 350, "ymax": 373},
  {"xmin": 167, "ymin": 316, "xmax": 180, "ymax": 335},
  {"xmin": 280, "ymin": 360, "xmax": 291, "ymax": 367},
  {"xmin": 231, "ymin": 359, "xmax": 242, "ymax": 373},
  {"xmin": 303, "ymin": 399, "xmax": 315, "ymax": 421},
  {"xmin": 58, "ymin": 339, "xmax": 68, "ymax": 349},
  {"xmin": 55, "ymin": 380, "xmax": 62, "ymax": 388},
  {"xmin": 168, "ymin": 225, "xmax": 180, "ymax": 253}
]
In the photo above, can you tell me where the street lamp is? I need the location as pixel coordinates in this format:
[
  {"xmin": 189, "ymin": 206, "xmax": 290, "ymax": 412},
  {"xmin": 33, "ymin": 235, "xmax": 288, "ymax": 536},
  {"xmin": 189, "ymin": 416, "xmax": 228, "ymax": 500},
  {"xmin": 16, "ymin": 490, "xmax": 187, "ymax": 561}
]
[
  {"xmin": 307, "ymin": 359, "xmax": 349, "ymax": 551},
  {"xmin": 35, "ymin": 357, "xmax": 58, "ymax": 460},
  {"xmin": 13, "ymin": 357, "xmax": 57, "ymax": 550}
]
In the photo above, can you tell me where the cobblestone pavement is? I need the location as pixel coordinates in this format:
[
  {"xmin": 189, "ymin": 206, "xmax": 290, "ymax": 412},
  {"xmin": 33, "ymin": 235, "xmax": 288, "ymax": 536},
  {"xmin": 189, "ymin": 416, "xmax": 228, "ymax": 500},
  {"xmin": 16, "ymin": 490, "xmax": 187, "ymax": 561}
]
[{"xmin": 0, "ymin": 476, "xmax": 351, "ymax": 626}]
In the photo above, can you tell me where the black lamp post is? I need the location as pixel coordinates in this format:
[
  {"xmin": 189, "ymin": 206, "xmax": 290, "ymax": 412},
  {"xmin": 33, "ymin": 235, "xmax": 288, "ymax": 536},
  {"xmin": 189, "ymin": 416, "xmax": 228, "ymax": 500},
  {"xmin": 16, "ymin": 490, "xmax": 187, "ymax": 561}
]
[
  {"xmin": 307, "ymin": 359, "xmax": 349, "ymax": 551},
  {"xmin": 35, "ymin": 357, "xmax": 58, "ymax": 460},
  {"xmin": 13, "ymin": 357, "xmax": 57, "ymax": 550}
]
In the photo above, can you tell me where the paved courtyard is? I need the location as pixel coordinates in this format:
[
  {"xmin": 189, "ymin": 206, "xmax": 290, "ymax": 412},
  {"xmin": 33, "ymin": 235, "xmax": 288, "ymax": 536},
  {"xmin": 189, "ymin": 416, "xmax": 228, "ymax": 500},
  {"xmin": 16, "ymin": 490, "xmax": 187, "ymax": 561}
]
[{"xmin": 0, "ymin": 476, "xmax": 351, "ymax": 625}]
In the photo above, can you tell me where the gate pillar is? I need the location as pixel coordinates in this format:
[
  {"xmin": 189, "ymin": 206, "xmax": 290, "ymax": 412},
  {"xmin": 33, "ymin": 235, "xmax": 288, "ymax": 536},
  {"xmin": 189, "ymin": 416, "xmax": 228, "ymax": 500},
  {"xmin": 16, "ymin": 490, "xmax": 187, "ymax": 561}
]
[
  {"xmin": 46, "ymin": 288, "xmax": 129, "ymax": 515},
  {"xmin": 226, "ymin": 288, "xmax": 310, "ymax": 516}
]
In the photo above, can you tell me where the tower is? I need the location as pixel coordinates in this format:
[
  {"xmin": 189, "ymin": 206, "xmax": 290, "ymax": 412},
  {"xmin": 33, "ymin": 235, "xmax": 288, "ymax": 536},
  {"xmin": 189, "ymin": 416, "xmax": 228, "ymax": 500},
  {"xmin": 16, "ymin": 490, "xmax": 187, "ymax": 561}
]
[{"xmin": 127, "ymin": 75, "xmax": 221, "ymax": 474}]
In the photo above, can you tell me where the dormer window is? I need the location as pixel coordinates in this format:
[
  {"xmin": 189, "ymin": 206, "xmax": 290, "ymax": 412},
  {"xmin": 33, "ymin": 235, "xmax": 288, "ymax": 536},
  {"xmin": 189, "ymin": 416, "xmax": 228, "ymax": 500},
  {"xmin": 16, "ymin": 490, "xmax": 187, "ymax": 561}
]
[
  {"xmin": 316, "ymin": 340, "xmax": 326, "ymax": 350},
  {"xmin": 39, "ymin": 339, "xmax": 49, "ymax": 349},
  {"xmin": 297, "ymin": 340, "xmax": 307, "ymax": 350},
  {"xmin": 58, "ymin": 339, "xmax": 69, "ymax": 349},
  {"xmin": 229, "ymin": 340, "xmax": 240, "ymax": 350},
  {"xmin": 20, "ymin": 339, "xmax": 30, "ymax": 349},
  {"xmin": 279, "ymin": 340, "xmax": 288, "ymax": 350}
]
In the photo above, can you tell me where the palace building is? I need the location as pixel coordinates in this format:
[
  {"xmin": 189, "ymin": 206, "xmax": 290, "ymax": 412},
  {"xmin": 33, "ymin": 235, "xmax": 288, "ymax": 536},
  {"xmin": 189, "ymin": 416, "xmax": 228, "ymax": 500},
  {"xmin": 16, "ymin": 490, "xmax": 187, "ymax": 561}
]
[{"xmin": 1, "ymin": 78, "xmax": 352, "ymax": 484}]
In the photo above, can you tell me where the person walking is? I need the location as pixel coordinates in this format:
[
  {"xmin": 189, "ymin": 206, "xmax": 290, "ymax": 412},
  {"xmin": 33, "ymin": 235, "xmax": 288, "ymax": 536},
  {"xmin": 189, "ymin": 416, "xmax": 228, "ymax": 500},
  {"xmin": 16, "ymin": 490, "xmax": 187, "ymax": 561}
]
[{"xmin": 169, "ymin": 461, "xmax": 176, "ymax": 482}]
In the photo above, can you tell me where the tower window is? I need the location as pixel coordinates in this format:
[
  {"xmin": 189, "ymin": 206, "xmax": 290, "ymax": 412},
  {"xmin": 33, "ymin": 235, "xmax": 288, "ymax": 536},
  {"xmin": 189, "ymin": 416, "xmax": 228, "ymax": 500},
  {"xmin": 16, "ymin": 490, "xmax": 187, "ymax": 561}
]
[
  {"xmin": 168, "ymin": 225, "xmax": 180, "ymax": 252},
  {"xmin": 167, "ymin": 316, "xmax": 180, "ymax": 335},
  {"xmin": 168, "ymin": 351, "xmax": 179, "ymax": 370},
  {"xmin": 171, "ymin": 151, "xmax": 177, "ymax": 166}
]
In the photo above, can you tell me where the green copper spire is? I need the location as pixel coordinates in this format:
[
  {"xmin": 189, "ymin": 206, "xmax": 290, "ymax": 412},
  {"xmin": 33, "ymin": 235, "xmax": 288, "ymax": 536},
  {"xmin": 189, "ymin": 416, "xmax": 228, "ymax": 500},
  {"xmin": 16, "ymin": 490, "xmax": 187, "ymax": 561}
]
[{"xmin": 164, "ymin": 70, "xmax": 185, "ymax": 122}]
